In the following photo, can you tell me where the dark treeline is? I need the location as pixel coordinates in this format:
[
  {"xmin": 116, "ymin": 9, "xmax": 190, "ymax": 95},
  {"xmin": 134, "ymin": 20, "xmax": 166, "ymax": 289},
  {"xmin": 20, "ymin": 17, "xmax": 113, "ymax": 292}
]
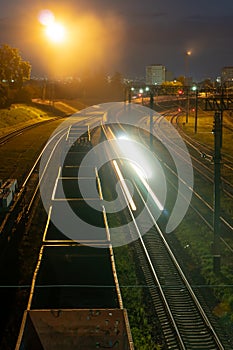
[{"xmin": 0, "ymin": 71, "xmax": 126, "ymax": 108}]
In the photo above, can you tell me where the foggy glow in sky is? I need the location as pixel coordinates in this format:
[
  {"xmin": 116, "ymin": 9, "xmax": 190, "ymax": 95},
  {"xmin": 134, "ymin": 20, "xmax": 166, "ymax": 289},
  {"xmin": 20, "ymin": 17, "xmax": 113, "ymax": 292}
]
[{"xmin": 1, "ymin": 0, "xmax": 232, "ymax": 78}]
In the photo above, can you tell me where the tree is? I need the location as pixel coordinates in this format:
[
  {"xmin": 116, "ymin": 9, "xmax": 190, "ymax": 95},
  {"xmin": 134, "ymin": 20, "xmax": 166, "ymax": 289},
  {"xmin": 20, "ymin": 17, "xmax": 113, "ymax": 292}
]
[
  {"xmin": 161, "ymin": 80, "xmax": 183, "ymax": 94},
  {"xmin": 110, "ymin": 72, "xmax": 124, "ymax": 100},
  {"xmin": 0, "ymin": 44, "xmax": 31, "ymax": 102},
  {"xmin": 0, "ymin": 83, "xmax": 7, "ymax": 107}
]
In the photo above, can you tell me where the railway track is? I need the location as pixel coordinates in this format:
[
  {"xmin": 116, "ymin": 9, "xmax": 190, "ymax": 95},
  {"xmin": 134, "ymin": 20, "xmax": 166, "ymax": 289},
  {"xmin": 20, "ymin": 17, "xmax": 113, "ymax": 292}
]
[
  {"xmin": 15, "ymin": 116, "xmax": 134, "ymax": 350},
  {"xmin": 100, "ymin": 121, "xmax": 230, "ymax": 349},
  {"xmin": 0, "ymin": 126, "xmax": 68, "ymax": 247},
  {"xmin": 173, "ymin": 113, "xmax": 233, "ymax": 190},
  {"xmin": 148, "ymin": 113, "xmax": 233, "ymax": 243},
  {"xmin": 1, "ymin": 101, "xmax": 232, "ymax": 348},
  {"xmin": 0, "ymin": 116, "xmax": 66, "ymax": 146}
]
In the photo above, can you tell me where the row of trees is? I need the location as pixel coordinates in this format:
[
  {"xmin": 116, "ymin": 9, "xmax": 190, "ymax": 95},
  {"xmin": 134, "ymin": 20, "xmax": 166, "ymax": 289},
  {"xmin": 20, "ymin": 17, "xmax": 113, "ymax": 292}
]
[
  {"xmin": 0, "ymin": 44, "xmax": 31, "ymax": 107},
  {"xmin": 0, "ymin": 44, "xmax": 126, "ymax": 107}
]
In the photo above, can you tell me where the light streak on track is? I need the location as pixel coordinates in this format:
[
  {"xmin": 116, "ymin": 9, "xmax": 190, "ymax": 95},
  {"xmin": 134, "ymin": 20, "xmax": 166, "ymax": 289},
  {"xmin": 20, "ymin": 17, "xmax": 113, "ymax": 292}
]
[{"xmin": 113, "ymin": 160, "xmax": 137, "ymax": 211}]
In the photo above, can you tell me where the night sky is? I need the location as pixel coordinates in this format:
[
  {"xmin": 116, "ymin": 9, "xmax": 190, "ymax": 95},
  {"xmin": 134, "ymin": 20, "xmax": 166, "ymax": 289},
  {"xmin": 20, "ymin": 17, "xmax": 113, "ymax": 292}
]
[{"xmin": 0, "ymin": 0, "xmax": 233, "ymax": 81}]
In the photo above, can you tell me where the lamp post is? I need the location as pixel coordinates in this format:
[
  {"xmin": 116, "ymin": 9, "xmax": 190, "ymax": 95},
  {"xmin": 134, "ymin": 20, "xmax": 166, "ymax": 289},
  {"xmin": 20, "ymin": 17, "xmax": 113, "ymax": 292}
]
[
  {"xmin": 149, "ymin": 90, "xmax": 154, "ymax": 149},
  {"xmin": 126, "ymin": 86, "xmax": 134, "ymax": 103},
  {"xmin": 185, "ymin": 87, "xmax": 190, "ymax": 123},
  {"xmin": 139, "ymin": 88, "xmax": 144, "ymax": 104},
  {"xmin": 184, "ymin": 51, "xmax": 191, "ymax": 123},
  {"xmin": 212, "ymin": 112, "xmax": 222, "ymax": 273},
  {"xmin": 192, "ymin": 85, "xmax": 198, "ymax": 133}
]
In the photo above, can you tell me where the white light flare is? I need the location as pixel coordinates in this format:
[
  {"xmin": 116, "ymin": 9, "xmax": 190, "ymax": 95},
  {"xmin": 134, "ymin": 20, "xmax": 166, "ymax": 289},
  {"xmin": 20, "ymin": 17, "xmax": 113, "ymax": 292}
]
[
  {"xmin": 130, "ymin": 162, "xmax": 164, "ymax": 211},
  {"xmin": 116, "ymin": 137, "xmax": 152, "ymax": 178},
  {"xmin": 130, "ymin": 162, "xmax": 147, "ymax": 179},
  {"xmin": 45, "ymin": 22, "xmax": 66, "ymax": 43},
  {"xmin": 113, "ymin": 160, "xmax": 137, "ymax": 211}
]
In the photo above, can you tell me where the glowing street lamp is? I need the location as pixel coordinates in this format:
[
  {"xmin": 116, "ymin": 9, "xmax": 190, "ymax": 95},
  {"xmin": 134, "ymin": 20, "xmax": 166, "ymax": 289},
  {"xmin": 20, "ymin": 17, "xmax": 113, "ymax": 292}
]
[
  {"xmin": 38, "ymin": 10, "xmax": 68, "ymax": 105},
  {"xmin": 39, "ymin": 9, "xmax": 67, "ymax": 44},
  {"xmin": 45, "ymin": 22, "xmax": 66, "ymax": 43},
  {"xmin": 184, "ymin": 50, "xmax": 192, "ymax": 123}
]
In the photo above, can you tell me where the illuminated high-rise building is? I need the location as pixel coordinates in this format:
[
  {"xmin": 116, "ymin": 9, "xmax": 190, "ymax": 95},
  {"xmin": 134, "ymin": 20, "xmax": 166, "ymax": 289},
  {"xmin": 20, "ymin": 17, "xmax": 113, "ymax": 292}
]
[{"xmin": 146, "ymin": 64, "xmax": 165, "ymax": 85}]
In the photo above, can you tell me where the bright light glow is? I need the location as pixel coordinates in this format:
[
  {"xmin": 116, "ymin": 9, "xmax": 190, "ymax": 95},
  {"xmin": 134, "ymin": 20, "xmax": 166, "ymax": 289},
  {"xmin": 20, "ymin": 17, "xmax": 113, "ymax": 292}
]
[
  {"xmin": 186, "ymin": 50, "xmax": 192, "ymax": 56},
  {"xmin": 38, "ymin": 9, "xmax": 66, "ymax": 44},
  {"xmin": 45, "ymin": 22, "xmax": 66, "ymax": 43},
  {"xmin": 116, "ymin": 136, "xmax": 152, "ymax": 178},
  {"xmin": 118, "ymin": 135, "xmax": 129, "ymax": 141},
  {"xmin": 38, "ymin": 9, "xmax": 55, "ymax": 26},
  {"xmin": 130, "ymin": 162, "xmax": 147, "ymax": 179},
  {"xmin": 130, "ymin": 161, "xmax": 164, "ymax": 211},
  {"xmin": 113, "ymin": 160, "xmax": 137, "ymax": 211}
]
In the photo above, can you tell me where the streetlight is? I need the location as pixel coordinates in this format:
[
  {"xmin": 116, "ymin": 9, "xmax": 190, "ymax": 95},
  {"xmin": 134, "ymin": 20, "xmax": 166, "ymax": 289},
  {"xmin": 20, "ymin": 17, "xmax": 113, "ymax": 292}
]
[
  {"xmin": 192, "ymin": 85, "xmax": 198, "ymax": 133},
  {"xmin": 184, "ymin": 51, "xmax": 192, "ymax": 123},
  {"xmin": 139, "ymin": 88, "xmax": 144, "ymax": 104},
  {"xmin": 39, "ymin": 10, "xmax": 67, "ymax": 44},
  {"xmin": 38, "ymin": 10, "xmax": 68, "ymax": 107},
  {"xmin": 142, "ymin": 86, "xmax": 154, "ymax": 149},
  {"xmin": 126, "ymin": 86, "xmax": 134, "ymax": 103},
  {"xmin": 185, "ymin": 50, "xmax": 191, "ymax": 86}
]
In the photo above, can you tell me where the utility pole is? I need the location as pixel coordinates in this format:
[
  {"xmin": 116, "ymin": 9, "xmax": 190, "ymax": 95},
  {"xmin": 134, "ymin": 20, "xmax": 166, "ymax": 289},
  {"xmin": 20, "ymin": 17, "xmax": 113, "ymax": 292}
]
[
  {"xmin": 204, "ymin": 88, "xmax": 233, "ymax": 272},
  {"xmin": 194, "ymin": 88, "xmax": 198, "ymax": 133},
  {"xmin": 149, "ymin": 92, "xmax": 154, "ymax": 149},
  {"xmin": 128, "ymin": 87, "xmax": 131, "ymax": 103},
  {"xmin": 186, "ymin": 87, "xmax": 190, "ymax": 123},
  {"xmin": 212, "ymin": 112, "xmax": 222, "ymax": 273}
]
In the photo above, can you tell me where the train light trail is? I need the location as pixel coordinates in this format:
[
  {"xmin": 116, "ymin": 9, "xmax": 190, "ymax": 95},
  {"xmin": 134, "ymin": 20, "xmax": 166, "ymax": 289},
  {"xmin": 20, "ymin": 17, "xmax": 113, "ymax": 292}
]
[
  {"xmin": 116, "ymin": 136, "xmax": 152, "ymax": 178},
  {"xmin": 130, "ymin": 162, "xmax": 164, "ymax": 211},
  {"xmin": 130, "ymin": 162, "xmax": 147, "ymax": 179},
  {"xmin": 113, "ymin": 160, "xmax": 137, "ymax": 211}
]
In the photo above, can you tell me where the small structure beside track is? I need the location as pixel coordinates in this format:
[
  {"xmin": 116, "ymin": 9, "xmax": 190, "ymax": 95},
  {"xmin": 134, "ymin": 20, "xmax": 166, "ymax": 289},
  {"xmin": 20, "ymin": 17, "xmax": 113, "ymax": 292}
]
[{"xmin": 0, "ymin": 178, "xmax": 18, "ymax": 210}]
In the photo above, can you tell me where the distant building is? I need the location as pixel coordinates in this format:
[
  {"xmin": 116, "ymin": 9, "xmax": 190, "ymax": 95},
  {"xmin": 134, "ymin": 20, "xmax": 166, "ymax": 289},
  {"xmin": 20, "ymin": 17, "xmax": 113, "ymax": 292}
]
[
  {"xmin": 221, "ymin": 67, "xmax": 233, "ymax": 85},
  {"xmin": 146, "ymin": 64, "xmax": 166, "ymax": 85}
]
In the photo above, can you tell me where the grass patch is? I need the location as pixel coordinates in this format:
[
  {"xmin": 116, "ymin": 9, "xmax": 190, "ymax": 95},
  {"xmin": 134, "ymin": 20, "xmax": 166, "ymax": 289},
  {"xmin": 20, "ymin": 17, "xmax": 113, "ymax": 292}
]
[
  {"xmin": 0, "ymin": 104, "xmax": 54, "ymax": 136},
  {"xmin": 0, "ymin": 119, "xmax": 63, "ymax": 184},
  {"xmin": 113, "ymin": 244, "xmax": 164, "ymax": 350},
  {"xmin": 173, "ymin": 208, "xmax": 233, "ymax": 341},
  {"xmin": 178, "ymin": 110, "xmax": 233, "ymax": 158}
]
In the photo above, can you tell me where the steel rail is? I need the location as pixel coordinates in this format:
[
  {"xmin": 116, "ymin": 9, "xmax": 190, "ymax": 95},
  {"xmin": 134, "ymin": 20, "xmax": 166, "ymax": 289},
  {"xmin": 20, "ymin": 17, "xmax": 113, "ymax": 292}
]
[{"xmin": 102, "ymin": 123, "xmax": 226, "ymax": 349}]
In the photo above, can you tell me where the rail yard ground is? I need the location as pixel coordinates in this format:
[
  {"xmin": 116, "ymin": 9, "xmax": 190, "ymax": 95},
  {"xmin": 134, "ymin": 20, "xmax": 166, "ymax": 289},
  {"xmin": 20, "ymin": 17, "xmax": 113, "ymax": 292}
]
[{"xmin": 0, "ymin": 100, "xmax": 232, "ymax": 349}]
